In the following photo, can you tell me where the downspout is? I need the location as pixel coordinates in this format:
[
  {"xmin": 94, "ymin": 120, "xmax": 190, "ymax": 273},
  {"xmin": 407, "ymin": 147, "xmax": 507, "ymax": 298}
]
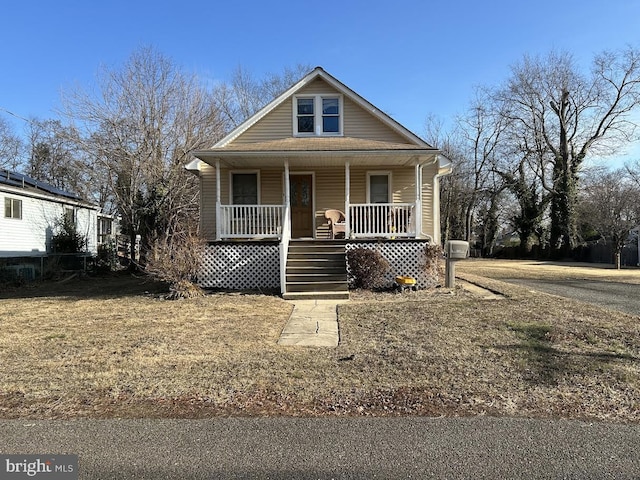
[
  {"xmin": 431, "ymin": 169, "xmax": 442, "ymax": 245},
  {"xmin": 414, "ymin": 161, "xmax": 423, "ymax": 239},
  {"xmin": 215, "ymin": 159, "xmax": 221, "ymax": 241}
]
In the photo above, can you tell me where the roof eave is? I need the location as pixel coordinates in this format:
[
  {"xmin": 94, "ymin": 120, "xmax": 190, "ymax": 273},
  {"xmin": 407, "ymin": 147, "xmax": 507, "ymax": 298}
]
[{"xmin": 192, "ymin": 148, "xmax": 439, "ymax": 159}]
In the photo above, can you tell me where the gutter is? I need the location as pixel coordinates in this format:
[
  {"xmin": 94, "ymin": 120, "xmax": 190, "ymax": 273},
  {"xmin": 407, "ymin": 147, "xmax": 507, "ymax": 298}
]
[{"xmin": 191, "ymin": 148, "xmax": 439, "ymax": 159}]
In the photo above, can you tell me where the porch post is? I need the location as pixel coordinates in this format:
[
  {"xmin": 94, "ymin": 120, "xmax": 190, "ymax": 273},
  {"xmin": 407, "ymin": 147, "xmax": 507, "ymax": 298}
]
[
  {"xmin": 414, "ymin": 162, "xmax": 423, "ymax": 239},
  {"xmin": 280, "ymin": 160, "xmax": 291, "ymax": 295},
  {"xmin": 345, "ymin": 160, "xmax": 350, "ymax": 238},
  {"xmin": 215, "ymin": 159, "xmax": 221, "ymax": 241},
  {"xmin": 284, "ymin": 160, "xmax": 290, "ymax": 208}
]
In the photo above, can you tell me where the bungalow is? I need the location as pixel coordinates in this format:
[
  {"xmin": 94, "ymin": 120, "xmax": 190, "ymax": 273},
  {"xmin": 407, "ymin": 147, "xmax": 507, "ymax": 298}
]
[
  {"xmin": 0, "ymin": 170, "xmax": 101, "ymax": 260},
  {"xmin": 187, "ymin": 67, "xmax": 451, "ymax": 298}
]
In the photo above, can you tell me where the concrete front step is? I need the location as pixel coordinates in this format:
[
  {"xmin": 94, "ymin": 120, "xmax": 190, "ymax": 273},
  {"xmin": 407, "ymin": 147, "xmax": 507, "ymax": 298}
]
[
  {"xmin": 286, "ymin": 281, "xmax": 349, "ymax": 292},
  {"xmin": 282, "ymin": 291, "xmax": 350, "ymax": 301}
]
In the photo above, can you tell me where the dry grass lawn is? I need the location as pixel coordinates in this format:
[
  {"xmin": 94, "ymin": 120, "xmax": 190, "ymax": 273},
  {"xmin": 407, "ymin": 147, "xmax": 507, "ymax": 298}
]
[
  {"xmin": 1, "ymin": 269, "xmax": 639, "ymax": 422},
  {"xmin": 458, "ymin": 258, "xmax": 640, "ymax": 284}
]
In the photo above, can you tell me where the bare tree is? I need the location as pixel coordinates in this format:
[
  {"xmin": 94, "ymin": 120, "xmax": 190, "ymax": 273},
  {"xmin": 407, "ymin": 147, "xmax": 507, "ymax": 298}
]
[
  {"xmin": 62, "ymin": 46, "xmax": 226, "ymax": 262},
  {"xmin": 579, "ymin": 169, "xmax": 639, "ymax": 269},
  {"xmin": 502, "ymin": 47, "xmax": 640, "ymax": 256},
  {"xmin": 425, "ymin": 115, "xmax": 470, "ymax": 243},
  {"xmin": 26, "ymin": 119, "xmax": 91, "ymax": 196},
  {"xmin": 215, "ymin": 64, "xmax": 311, "ymax": 129},
  {"xmin": 457, "ymin": 88, "xmax": 508, "ymax": 244},
  {"xmin": 0, "ymin": 116, "xmax": 24, "ymax": 171},
  {"xmin": 426, "ymin": 91, "xmax": 508, "ymax": 251}
]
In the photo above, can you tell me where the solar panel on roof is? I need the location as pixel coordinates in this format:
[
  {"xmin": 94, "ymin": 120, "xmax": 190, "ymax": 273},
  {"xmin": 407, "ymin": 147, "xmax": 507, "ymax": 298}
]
[{"xmin": 0, "ymin": 170, "xmax": 83, "ymax": 201}]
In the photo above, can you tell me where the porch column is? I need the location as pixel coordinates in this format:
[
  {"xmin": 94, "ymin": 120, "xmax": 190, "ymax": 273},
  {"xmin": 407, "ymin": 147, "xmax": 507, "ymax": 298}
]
[
  {"xmin": 345, "ymin": 160, "xmax": 350, "ymax": 238},
  {"xmin": 284, "ymin": 160, "xmax": 290, "ymax": 206},
  {"xmin": 280, "ymin": 160, "xmax": 291, "ymax": 295},
  {"xmin": 215, "ymin": 159, "xmax": 221, "ymax": 241},
  {"xmin": 415, "ymin": 162, "xmax": 423, "ymax": 239}
]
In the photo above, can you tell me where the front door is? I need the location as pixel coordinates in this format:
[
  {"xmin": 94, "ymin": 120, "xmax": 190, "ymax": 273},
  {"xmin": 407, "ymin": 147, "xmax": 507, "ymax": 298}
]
[{"xmin": 290, "ymin": 174, "xmax": 313, "ymax": 238}]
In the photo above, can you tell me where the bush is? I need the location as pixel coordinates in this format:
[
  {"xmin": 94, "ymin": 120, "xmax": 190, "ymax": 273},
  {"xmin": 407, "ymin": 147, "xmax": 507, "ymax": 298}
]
[
  {"xmin": 145, "ymin": 232, "xmax": 205, "ymax": 299},
  {"xmin": 422, "ymin": 243, "xmax": 444, "ymax": 288},
  {"xmin": 51, "ymin": 215, "xmax": 87, "ymax": 253},
  {"xmin": 347, "ymin": 247, "xmax": 390, "ymax": 290},
  {"xmin": 95, "ymin": 240, "xmax": 120, "ymax": 273}
]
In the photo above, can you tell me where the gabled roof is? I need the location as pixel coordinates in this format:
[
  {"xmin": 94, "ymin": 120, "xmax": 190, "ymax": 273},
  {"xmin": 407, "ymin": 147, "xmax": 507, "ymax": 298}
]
[{"xmin": 212, "ymin": 66, "xmax": 434, "ymax": 149}]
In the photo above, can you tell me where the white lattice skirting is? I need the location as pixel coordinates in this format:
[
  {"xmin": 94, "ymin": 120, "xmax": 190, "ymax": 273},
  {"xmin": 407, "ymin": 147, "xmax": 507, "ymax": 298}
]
[
  {"xmin": 345, "ymin": 240, "xmax": 434, "ymax": 289},
  {"xmin": 198, "ymin": 240, "xmax": 435, "ymax": 291},
  {"xmin": 199, "ymin": 242, "xmax": 280, "ymax": 290}
]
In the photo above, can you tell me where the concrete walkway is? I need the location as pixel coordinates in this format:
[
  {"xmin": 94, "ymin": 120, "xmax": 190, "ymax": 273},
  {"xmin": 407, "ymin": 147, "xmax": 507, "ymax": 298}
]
[
  {"xmin": 278, "ymin": 279, "xmax": 500, "ymax": 347},
  {"xmin": 278, "ymin": 299, "xmax": 347, "ymax": 347}
]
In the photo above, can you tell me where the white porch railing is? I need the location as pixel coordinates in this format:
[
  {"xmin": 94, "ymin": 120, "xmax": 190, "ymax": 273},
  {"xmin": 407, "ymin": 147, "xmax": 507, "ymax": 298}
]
[
  {"xmin": 349, "ymin": 203, "xmax": 416, "ymax": 238},
  {"xmin": 219, "ymin": 205, "xmax": 283, "ymax": 239}
]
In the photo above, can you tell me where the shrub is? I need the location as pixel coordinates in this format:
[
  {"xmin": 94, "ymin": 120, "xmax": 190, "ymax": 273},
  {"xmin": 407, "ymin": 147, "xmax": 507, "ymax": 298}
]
[
  {"xmin": 145, "ymin": 231, "xmax": 205, "ymax": 299},
  {"xmin": 51, "ymin": 214, "xmax": 87, "ymax": 253},
  {"xmin": 347, "ymin": 247, "xmax": 390, "ymax": 290},
  {"xmin": 422, "ymin": 243, "xmax": 444, "ymax": 288},
  {"xmin": 96, "ymin": 240, "xmax": 120, "ymax": 272}
]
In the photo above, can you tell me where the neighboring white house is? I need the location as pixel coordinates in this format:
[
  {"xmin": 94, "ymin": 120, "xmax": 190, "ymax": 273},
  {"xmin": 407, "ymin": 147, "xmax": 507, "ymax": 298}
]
[{"xmin": 1, "ymin": 170, "xmax": 99, "ymax": 257}]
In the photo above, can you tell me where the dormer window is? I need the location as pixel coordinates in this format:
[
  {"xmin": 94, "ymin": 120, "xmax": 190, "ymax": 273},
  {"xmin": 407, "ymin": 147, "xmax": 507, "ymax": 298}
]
[{"xmin": 294, "ymin": 95, "xmax": 343, "ymax": 136}]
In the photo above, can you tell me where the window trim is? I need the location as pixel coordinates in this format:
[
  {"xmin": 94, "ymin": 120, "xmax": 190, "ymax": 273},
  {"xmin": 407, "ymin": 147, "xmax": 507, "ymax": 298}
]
[
  {"xmin": 366, "ymin": 171, "xmax": 392, "ymax": 204},
  {"xmin": 293, "ymin": 94, "xmax": 343, "ymax": 137},
  {"xmin": 64, "ymin": 207, "xmax": 76, "ymax": 226},
  {"xmin": 228, "ymin": 170, "xmax": 261, "ymax": 205},
  {"xmin": 4, "ymin": 197, "xmax": 22, "ymax": 220}
]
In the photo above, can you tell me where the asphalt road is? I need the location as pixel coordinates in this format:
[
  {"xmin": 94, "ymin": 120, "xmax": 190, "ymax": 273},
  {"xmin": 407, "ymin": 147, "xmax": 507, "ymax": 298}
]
[
  {"xmin": 503, "ymin": 278, "xmax": 640, "ymax": 316},
  {"xmin": 1, "ymin": 417, "xmax": 640, "ymax": 479}
]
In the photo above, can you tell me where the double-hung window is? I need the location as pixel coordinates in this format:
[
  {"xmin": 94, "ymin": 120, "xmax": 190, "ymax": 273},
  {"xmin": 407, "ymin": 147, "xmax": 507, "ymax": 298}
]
[
  {"xmin": 294, "ymin": 95, "xmax": 342, "ymax": 136},
  {"xmin": 64, "ymin": 207, "xmax": 76, "ymax": 226},
  {"xmin": 296, "ymin": 98, "xmax": 315, "ymax": 134},
  {"xmin": 231, "ymin": 173, "xmax": 259, "ymax": 205},
  {"xmin": 4, "ymin": 197, "xmax": 22, "ymax": 219},
  {"xmin": 367, "ymin": 173, "xmax": 391, "ymax": 204}
]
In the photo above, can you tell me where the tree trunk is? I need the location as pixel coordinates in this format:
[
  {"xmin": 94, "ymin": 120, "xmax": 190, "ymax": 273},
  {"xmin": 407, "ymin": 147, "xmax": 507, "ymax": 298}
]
[{"xmin": 550, "ymin": 162, "xmax": 579, "ymax": 258}]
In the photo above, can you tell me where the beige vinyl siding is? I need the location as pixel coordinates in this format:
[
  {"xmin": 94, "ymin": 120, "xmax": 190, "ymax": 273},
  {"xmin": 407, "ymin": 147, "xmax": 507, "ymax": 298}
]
[
  {"xmin": 314, "ymin": 167, "xmax": 346, "ymax": 238},
  {"xmin": 421, "ymin": 162, "xmax": 437, "ymax": 239},
  {"xmin": 234, "ymin": 98, "xmax": 293, "ymax": 144},
  {"xmin": 342, "ymin": 97, "xmax": 410, "ymax": 143},
  {"xmin": 199, "ymin": 164, "xmax": 217, "ymax": 240},
  {"xmin": 231, "ymin": 77, "xmax": 415, "ymax": 146}
]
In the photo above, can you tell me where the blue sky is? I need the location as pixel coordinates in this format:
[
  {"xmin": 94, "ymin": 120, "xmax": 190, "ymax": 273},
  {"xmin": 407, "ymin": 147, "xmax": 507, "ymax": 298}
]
[{"xmin": 1, "ymin": 0, "xmax": 639, "ymax": 162}]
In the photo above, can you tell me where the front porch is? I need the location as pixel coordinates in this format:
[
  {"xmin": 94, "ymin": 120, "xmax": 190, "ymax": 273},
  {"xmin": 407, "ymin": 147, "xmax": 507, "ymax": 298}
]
[{"xmin": 189, "ymin": 140, "xmax": 449, "ymax": 297}]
